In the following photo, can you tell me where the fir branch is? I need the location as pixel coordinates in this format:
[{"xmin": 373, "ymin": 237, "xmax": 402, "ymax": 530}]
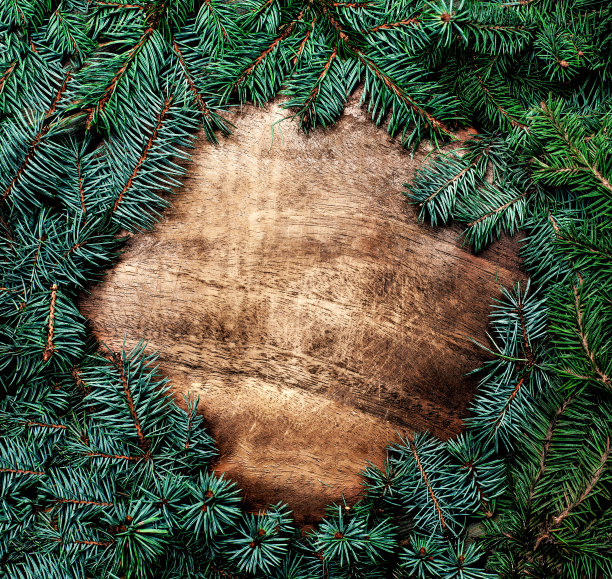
[
  {"xmin": 76, "ymin": 160, "xmax": 86, "ymax": 217},
  {"xmin": 112, "ymin": 96, "xmax": 173, "ymax": 213},
  {"xmin": 0, "ymin": 467, "xmax": 46, "ymax": 476},
  {"xmin": 304, "ymin": 45, "xmax": 338, "ymax": 108},
  {"xmin": 0, "ymin": 67, "xmax": 71, "ymax": 205},
  {"xmin": 171, "ymin": 40, "xmax": 212, "ymax": 118},
  {"xmin": 366, "ymin": 18, "xmax": 419, "ymax": 34},
  {"xmin": 0, "ymin": 61, "xmax": 17, "ymax": 93},
  {"xmin": 1, "ymin": 123, "xmax": 50, "ymax": 205},
  {"xmin": 420, "ymin": 163, "xmax": 473, "ymax": 208},
  {"xmin": 109, "ymin": 355, "xmax": 147, "ymax": 447},
  {"xmin": 73, "ymin": 539, "xmax": 114, "ymax": 547},
  {"xmin": 356, "ymin": 51, "xmax": 450, "ymax": 135},
  {"xmin": 527, "ymin": 396, "xmax": 573, "ymax": 507},
  {"xmin": 293, "ymin": 15, "xmax": 317, "ymax": 64},
  {"xmin": 231, "ymin": 18, "xmax": 302, "ymax": 91},
  {"xmin": 95, "ymin": 1, "xmax": 145, "ymax": 9},
  {"xmin": 537, "ymin": 100, "xmax": 612, "ymax": 196},
  {"xmin": 25, "ymin": 421, "xmax": 67, "ymax": 430},
  {"xmin": 472, "ymin": 60, "xmax": 528, "ymax": 131},
  {"xmin": 408, "ymin": 438, "xmax": 448, "ymax": 531},
  {"xmin": 516, "ymin": 302, "xmax": 535, "ymax": 365},
  {"xmin": 85, "ymin": 451, "xmax": 146, "ymax": 461},
  {"xmin": 47, "ymin": 70, "xmax": 72, "ymax": 117},
  {"xmin": 571, "ymin": 285, "xmax": 611, "ymax": 388},
  {"xmin": 42, "ymin": 284, "xmax": 58, "ymax": 363},
  {"xmin": 53, "ymin": 498, "xmax": 114, "ymax": 507},
  {"xmin": 460, "ymin": 461, "xmax": 493, "ymax": 517},
  {"xmin": 85, "ymin": 27, "xmax": 156, "ymax": 130},
  {"xmin": 491, "ymin": 375, "xmax": 528, "ymax": 432},
  {"xmin": 535, "ymin": 436, "xmax": 610, "ymax": 548}
]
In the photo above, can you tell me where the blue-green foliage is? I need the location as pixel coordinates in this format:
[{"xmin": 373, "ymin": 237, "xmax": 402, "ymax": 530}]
[{"xmin": 1, "ymin": 0, "xmax": 611, "ymax": 577}]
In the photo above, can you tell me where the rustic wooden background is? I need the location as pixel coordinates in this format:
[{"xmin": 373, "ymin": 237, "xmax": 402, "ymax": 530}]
[{"xmin": 80, "ymin": 98, "xmax": 525, "ymax": 524}]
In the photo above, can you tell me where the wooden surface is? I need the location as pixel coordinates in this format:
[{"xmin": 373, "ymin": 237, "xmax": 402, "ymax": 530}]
[{"xmin": 80, "ymin": 98, "xmax": 525, "ymax": 524}]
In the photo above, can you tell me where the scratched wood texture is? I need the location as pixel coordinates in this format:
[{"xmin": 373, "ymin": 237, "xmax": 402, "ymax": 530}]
[{"xmin": 80, "ymin": 98, "xmax": 525, "ymax": 524}]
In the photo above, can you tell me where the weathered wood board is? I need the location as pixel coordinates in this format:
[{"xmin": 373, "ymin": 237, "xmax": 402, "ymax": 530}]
[{"xmin": 80, "ymin": 98, "xmax": 525, "ymax": 524}]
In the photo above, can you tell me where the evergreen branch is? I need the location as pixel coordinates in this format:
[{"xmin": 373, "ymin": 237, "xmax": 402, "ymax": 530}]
[
  {"xmin": 0, "ymin": 69, "xmax": 71, "ymax": 205},
  {"xmin": 572, "ymin": 285, "xmax": 611, "ymax": 388},
  {"xmin": 553, "ymin": 225, "xmax": 612, "ymax": 262},
  {"xmin": 1, "ymin": 123, "xmax": 50, "ymax": 204},
  {"xmin": 85, "ymin": 27, "xmax": 155, "ymax": 130},
  {"xmin": 171, "ymin": 40, "xmax": 212, "ymax": 118},
  {"xmin": 408, "ymin": 438, "xmax": 448, "ymax": 531},
  {"xmin": 303, "ymin": 45, "xmax": 338, "ymax": 109},
  {"xmin": 293, "ymin": 15, "xmax": 317, "ymax": 64},
  {"xmin": 25, "ymin": 421, "xmax": 67, "ymax": 430},
  {"xmin": 85, "ymin": 451, "xmax": 146, "ymax": 461},
  {"xmin": 112, "ymin": 96, "xmax": 173, "ymax": 213},
  {"xmin": 465, "ymin": 187, "xmax": 529, "ymax": 228},
  {"xmin": 47, "ymin": 70, "xmax": 72, "ymax": 117},
  {"xmin": 73, "ymin": 539, "xmax": 114, "ymax": 547},
  {"xmin": 535, "ymin": 436, "xmax": 610, "ymax": 548},
  {"xmin": 537, "ymin": 101, "xmax": 612, "ymax": 196},
  {"xmin": 0, "ymin": 61, "xmax": 17, "ymax": 93},
  {"xmin": 420, "ymin": 163, "xmax": 473, "ymax": 208},
  {"xmin": 460, "ymin": 461, "xmax": 493, "ymax": 517},
  {"xmin": 0, "ymin": 467, "xmax": 46, "ymax": 476},
  {"xmin": 516, "ymin": 302, "xmax": 535, "ymax": 365},
  {"xmin": 95, "ymin": 1, "xmax": 145, "ymax": 9},
  {"xmin": 491, "ymin": 375, "xmax": 527, "ymax": 432},
  {"xmin": 77, "ymin": 160, "xmax": 86, "ymax": 217},
  {"xmin": 356, "ymin": 51, "xmax": 450, "ymax": 135},
  {"xmin": 31, "ymin": 233, "xmax": 46, "ymax": 280},
  {"xmin": 201, "ymin": 0, "xmax": 230, "ymax": 42},
  {"xmin": 527, "ymin": 396, "xmax": 573, "ymax": 507},
  {"xmin": 333, "ymin": 1, "xmax": 374, "ymax": 7},
  {"xmin": 42, "ymin": 284, "xmax": 58, "ymax": 363},
  {"xmin": 472, "ymin": 60, "xmax": 528, "ymax": 131},
  {"xmin": 231, "ymin": 17, "xmax": 302, "ymax": 90},
  {"xmin": 108, "ymin": 355, "xmax": 147, "ymax": 447},
  {"xmin": 366, "ymin": 18, "xmax": 419, "ymax": 34},
  {"xmin": 53, "ymin": 498, "xmax": 114, "ymax": 507},
  {"xmin": 591, "ymin": 164, "xmax": 612, "ymax": 196}
]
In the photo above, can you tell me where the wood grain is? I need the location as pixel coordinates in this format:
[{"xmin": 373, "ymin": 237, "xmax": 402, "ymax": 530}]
[{"xmin": 80, "ymin": 98, "xmax": 525, "ymax": 524}]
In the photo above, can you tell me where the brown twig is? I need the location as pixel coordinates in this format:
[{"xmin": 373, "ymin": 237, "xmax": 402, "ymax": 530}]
[
  {"xmin": 43, "ymin": 284, "xmax": 58, "ymax": 363},
  {"xmin": 0, "ymin": 467, "xmax": 45, "ymax": 476}
]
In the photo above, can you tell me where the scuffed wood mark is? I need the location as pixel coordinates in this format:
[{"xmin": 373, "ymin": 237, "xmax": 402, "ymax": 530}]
[{"xmin": 80, "ymin": 98, "xmax": 525, "ymax": 524}]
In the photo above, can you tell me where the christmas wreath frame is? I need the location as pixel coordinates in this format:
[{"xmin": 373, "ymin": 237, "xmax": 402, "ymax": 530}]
[{"xmin": 1, "ymin": 0, "xmax": 611, "ymax": 577}]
